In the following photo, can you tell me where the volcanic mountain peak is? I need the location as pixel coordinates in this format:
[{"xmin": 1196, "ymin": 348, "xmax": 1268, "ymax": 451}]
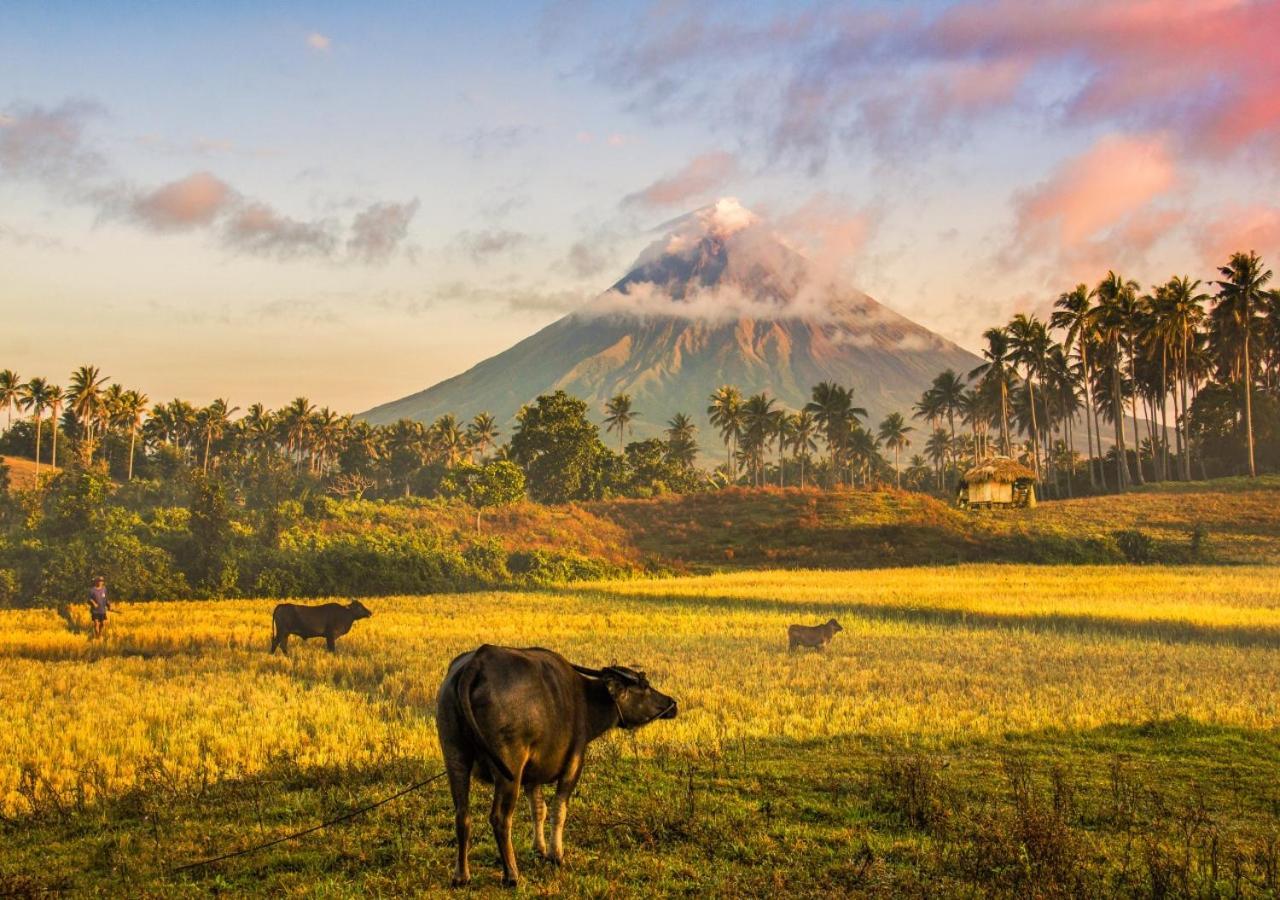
[{"xmin": 361, "ymin": 200, "xmax": 981, "ymax": 439}]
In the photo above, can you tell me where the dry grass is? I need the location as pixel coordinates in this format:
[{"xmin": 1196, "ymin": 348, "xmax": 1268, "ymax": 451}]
[{"xmin": 3, "ymin": 565, "xmax": 1278, "ymax": 819}]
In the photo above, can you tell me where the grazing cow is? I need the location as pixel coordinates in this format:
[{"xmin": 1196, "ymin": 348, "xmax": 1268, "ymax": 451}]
[
  {"xmin": 269, "ymin": 600, "xmax": 372, "ymax": 654},
  {"xmin": 436, "ymin": 645, "xmax": 678, "ymax": 887},
  {"xmin": 788, "ymin": 617, "xmax": 843, "ymax": 651}
]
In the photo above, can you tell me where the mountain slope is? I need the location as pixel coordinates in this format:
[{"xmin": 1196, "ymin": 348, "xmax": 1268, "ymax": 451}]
[{"xmin": 362, "ymin": 199, "xmax": 981, "ymax": 439}]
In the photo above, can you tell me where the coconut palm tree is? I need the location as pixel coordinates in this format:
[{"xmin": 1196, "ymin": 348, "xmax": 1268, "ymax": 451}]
[
  {"xmin": 431, "ymin": 413, "xmax": 468, "ymax": 467},
  {"xmin": 1213, "ymin": 251, "xmax": 1272, "ymax": 477},
  {"xmin": 45, "ymin": 385, "xmax": 64, "ymax": 469},
  {"xmin": 707, "ymin": 385, "xmax": 744, "ymax": 481},
  {"xmin": 805, "ymin": 382, "xmax": 866, "ymax": 486},
  {"xmin": 969, "ymin": 327, "xmax": 1015, "ymax": 456},
  {"xmin": 1154, "ymin": 276, "xmax": 1209, "ymax": 480},
  {"xmin": 279, "ymin": 397, "xmax": 315, "ymax": 469},
  {"xmin": 117, "ymin": 389, "xmax": 149, "ymax": 480},
  {"xmin": 740, "ymin": 393, "xmax": 777, "ymax": 487},
  {"xmin": 310, "ymin": 407, "xmax": 344, "ymax": 473},
  {"xmin": 0, "ymin": 370, "xmax": 21, "ymax": 429},
  {"xmin": 1052, "ymin": 284, "xmax": 1103, "ymax": 489},
  {"xmin": 664, "ymin": 413, "xmax": 698, "ymax": 468},
  {"xmin": 68, "ymin": 365, "xmax": 109, "ymax": 460},
  {"xmin": 924, "ymin": 427, "xmax": 950, "ymax": 490},
  {"xmin": 197, "ymin": 399, "xmax": 238, "ymax": 472},
  {"xmin": 1007, "ymin": 313, "xmax": 1052, "ymax": 484},
  {"xmin": 467, "ymin": 413, "xmax": 499, "ymax": 461},
  {"xmin": 603, "ymin": 394, "xmax": 636, "ymax": 452},
  {"xmin": 1095, "ymin": 272, "xmax": 1141, "ymax": 489},
  {"xmin": 789, "ymin": 410, "xmax": 819, "ymax": 488},
  {"xmin": 877, "ymin": 412, "xmax": 913, "ymax": 488},
  {"xmin": 19, "ymin": 377, "xmax": 50, "ymax": 476}
]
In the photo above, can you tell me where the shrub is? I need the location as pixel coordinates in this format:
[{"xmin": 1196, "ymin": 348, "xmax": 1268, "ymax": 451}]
[{"xmin": 1113, "ymin": 529, "xmax": 1155, "ymax": 564}]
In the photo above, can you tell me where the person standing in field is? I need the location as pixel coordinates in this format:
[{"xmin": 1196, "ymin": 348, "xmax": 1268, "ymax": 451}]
[{"xmin": 88, "ymin": 576, "xmax": 110, "ymax": 639}]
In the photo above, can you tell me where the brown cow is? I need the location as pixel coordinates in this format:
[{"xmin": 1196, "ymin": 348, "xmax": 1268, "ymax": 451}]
[
  {"xmin": 270, "ymin": 600, "xmax": 371, "ymax": 654},
  {"xmin": 436, "ymin": 645, "xmax": 678, "ymax": 886},
  {"xmin": 787, "ymin": 618, "xmax": 843, "ymax": 651}
]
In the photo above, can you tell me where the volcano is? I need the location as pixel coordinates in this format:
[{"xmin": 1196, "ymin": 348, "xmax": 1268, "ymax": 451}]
[{"xmin": 362, "ymin": 199, "xmax": 981, "ymax": 442}]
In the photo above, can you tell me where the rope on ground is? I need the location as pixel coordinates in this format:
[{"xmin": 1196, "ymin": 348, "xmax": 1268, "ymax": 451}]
[{"xmin": 170, "ymin": 769, "xmax": 448, "ymax": 874}]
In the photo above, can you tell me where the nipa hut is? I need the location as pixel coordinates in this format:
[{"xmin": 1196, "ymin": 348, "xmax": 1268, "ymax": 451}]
[{"xmin": 956, "ymin": 457, "xmax": 1037, "ymax": 508}]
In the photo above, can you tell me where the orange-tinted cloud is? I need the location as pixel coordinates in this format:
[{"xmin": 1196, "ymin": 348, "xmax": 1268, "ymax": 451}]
[
  {"xmin": 1196, "ymin": 205, "xmax": 1280, "ymax": 267},
  {"xmin": 131, "ymin": 171, "xmax": 233, "ymax": 230},
  {"xmin": 1014, "ymin": 134, "xmax": 1176, "ymax": 246}
]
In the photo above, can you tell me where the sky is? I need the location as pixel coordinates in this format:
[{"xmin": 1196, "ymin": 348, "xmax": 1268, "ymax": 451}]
[{"xmin": 2, "ymin": 0, "xmax": 1279, "ymax": 413}]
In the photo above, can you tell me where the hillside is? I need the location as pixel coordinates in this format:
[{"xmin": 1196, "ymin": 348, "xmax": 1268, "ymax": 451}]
[
  {"xmin": 586, "ymin": 476, "xmax": 1280, "ymax": 570},
  {"xmin": 312, "ymin": 476, "xmax": 1280, "ymax": 574},
  {"xmin": 0, "ymin": 456, "xmax": 59, "ymax": 491},
  {"xmin": 362, "ymin": 199, "xmax": 979, "ymax": 439}
]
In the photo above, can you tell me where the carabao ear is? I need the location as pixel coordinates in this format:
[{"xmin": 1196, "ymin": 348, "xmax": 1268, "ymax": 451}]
[{"xmin": 604, "ymin": 676, "xmax": 626, "ymax": 700}]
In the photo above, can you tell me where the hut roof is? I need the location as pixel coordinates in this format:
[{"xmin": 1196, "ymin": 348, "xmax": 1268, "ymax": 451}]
[{"xmin": 960, "ymin": 456, "xmax": 1036, "ymax": 486}]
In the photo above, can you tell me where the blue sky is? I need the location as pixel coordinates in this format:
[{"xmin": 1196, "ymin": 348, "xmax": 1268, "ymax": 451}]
[{"xmin": 2, "ymin": 0, "xmax": 1277, "ymax": 411}]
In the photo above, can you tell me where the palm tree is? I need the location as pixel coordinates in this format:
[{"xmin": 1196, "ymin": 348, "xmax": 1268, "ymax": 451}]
[
  {"xmin": 1095, "ymin": 272, "xmax": 1141, "ymax": 489},
  {"xmin": 45, "ymin": 385, "xmax": 64, "ymax": 469},
  {"xmin": 197, "ymin": 399, "xmax": 238, "ymax": 472},
  {"xmin": 969, "ymin": 327, "xmax": 1015, "ymax": 456},
  {"xmin": 241, "ymin": 403, "xmax": 277, "ymax": 462},
  {"xmin": 740, "ymin": 393, "xmax": 778, "ymax": 487},
  {"xmin": 68, "ymin": 365, "xmax": 109, "ymax": 459},
  {"xmin": 0, "ymin": 370, "xmax": 20, "ymax": 429},
  {"xmin": 707, "ymin": 385, "xmax": 744, "ymax": 481},
  {"xmin": 1155, "ymin": 276, "xmax": 1209, "ymax": 480},
  {"xmin": 772, "ymin": 408, "xmax": 794, "ymax": 487},
  {"xmin": 789, "ymin": 410, "xmax": 819, "ymax": 488},
  {"xmin": 310, "ymin": 407, "xmax": 343, "ymax": 473},
  {"xmin": 877, "ymin": 412, "xmax": 913, "ymax": 488},
  {"xmin": 279, "ymin": 397, "xmax": 315, "ymax": 469},
  {"xmin": 431, "ymin": 413, "xmax": 468, "ymax": 467},
  {"xmin": 1213, "ymin": 251, "xmax": 1272, "ymax": 477},
  {"xmin": 603, "ymin": 394, "xmax": 636, "ymax": 452},
  {"xmin": 467, "ymin": 413, "xmax": 499, "ymax": 461},
  {"xmin": 805, "ymin": 382, "xmax": 866, "ymax": 486},
  {"xmin": 664, "ymin": 413, "xmax": 698, "ymax": 468},
  {"xmin": 19, "ymin": 377, "xmax": 50, "ymax": 476},
  {"xmin": 1007, "ymin": 313, "xmax": 1051, "ymax": 484},
  {"xmin": 1052, "ymin": 284, "xmax": 1103, "ymax": 489},
  {"xmin": 118, "ymin": 389, "xmax": 149, "ymax": 480},
  {"xmin": 924, "ymin": 427, "xmax": 950, "ymax": 490}
]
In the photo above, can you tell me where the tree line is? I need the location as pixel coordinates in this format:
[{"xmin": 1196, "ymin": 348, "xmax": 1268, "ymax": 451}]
[{"xmin": 1, "ymin": 251, "xmax": 1276, "ymax": 506}]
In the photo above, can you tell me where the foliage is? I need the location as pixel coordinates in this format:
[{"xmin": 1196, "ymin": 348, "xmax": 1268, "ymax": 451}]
[{"xmin": 509, "ymin": 391, "xmax": 613, "ymax": 503}]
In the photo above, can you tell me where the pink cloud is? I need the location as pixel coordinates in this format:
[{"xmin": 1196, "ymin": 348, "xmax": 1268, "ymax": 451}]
[
  {"xmin": 1014, "ymin": 134, "xmax": 1176, "ymax": 245},
  {"xmin": 1196, "ymin": 205, "xmax": 1280, "ymax": 266},
  {"xmin": 623, "ymin": 151, "xmax": 738, "ymax": 208},
  {"xmin": 131, "ymin": 171, "xmax": 233, "ymax": 230}
]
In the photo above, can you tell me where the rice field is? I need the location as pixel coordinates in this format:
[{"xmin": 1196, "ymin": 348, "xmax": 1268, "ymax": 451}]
[{"xmin": 3, "ymin": 565, "xmax": 1280, "ymax": 896}]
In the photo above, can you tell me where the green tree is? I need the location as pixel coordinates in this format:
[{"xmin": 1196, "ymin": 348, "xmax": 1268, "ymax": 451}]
[
  {"xmin": 467, "ymin": 412, "xmax": 499, "ymax": 461},
  {"xmin": 510, "ymin": 391, "xmax": 610, "ymax": 503},
  {"xmin": 445, "ymin": 459, "xmax": 526, "ymax": 530},
  {"xmin": 19, "ymin": 377, "xmax": 50, "ymax": 478}
]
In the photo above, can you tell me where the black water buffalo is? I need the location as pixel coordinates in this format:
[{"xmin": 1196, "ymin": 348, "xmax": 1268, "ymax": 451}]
[
  {"xmin": 269, "ymin": 600, "xmax": 371, "ymax": 654},
  {"xmin": 436, "ymin": 644, "xmax": 678, "ymax": 886},
  {"xmin": 788, "ymin": 617, "xmax": 843, "ymax": 651}
]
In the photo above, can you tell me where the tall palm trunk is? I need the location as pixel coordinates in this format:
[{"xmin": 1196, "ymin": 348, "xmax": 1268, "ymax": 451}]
[
  {"xmin": 1180, "ymin": 344, "xmax": 1192, "ymax": 480},
  {"xmin": 1111, "ymin": 368, "xmax": 1129, "ymax": 490},
  {"xmin": 1244, "ymin": 328, "xmax": 1256, "ymax": 477},
  {"xmin": 1127, "ymin": 339, "xmax": 1145, "ymax": 486},
  {"xmin": 1026, "ymin": 376, "xmax": 1041, "ymax": 483},
  {"xmin": 128, "ymin": 423, "xmax": 138, "ymax": 480},
  {"xmin": 32, "ymin": 410, "xmax": 42, "ymax": 478},
  {"xmin": 1080, "ymin": 345, "xmax": 1100, "ymax": 490}
]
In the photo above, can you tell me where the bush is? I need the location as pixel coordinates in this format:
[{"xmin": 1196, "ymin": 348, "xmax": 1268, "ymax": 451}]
[{"xmin": 1113, "ymin": 528, "xmax": 1155, "ymax": 564}]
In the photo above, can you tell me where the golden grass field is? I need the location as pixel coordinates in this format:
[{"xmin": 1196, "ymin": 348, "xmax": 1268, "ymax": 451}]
[{"xmin": 3, "ymin": 565, "xmax": 1280, "ymax": 895}]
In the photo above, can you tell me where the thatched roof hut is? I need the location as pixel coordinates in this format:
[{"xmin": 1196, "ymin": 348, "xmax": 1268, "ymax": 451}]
[{"xmin": 956, "ymin": 457, "xmax": 1036, "ymax": 508}]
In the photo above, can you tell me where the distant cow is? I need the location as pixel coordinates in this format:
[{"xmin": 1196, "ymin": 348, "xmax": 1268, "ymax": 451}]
[
  {"xmin": 270, "ymin": 600, "xmax": 372, "ymax": 654},
  {"xmin": 788, "ymin": 618, "xmax": 843, "ymax": 651},
  {"xmin": 436, "ymin": 645, "xmax": 678, "ymax": 887}
]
